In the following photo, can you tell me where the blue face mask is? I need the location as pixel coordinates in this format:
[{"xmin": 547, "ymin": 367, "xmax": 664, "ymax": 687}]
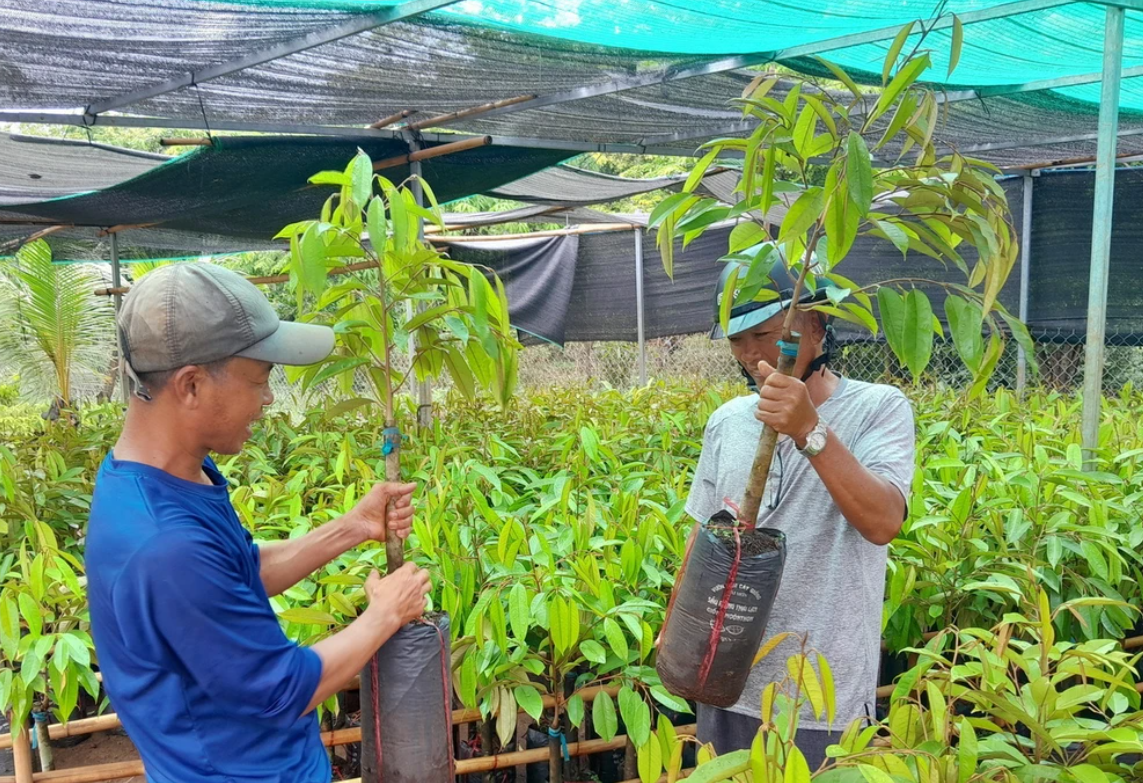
[{"xmin": 737, "ymin": 323, "xmax": 836, "ymax": 390}]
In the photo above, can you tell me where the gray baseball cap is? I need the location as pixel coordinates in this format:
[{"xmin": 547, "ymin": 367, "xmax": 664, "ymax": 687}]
[{"xmin": 119, "ymin": 263, "xmax": 334, "ymax": 382}]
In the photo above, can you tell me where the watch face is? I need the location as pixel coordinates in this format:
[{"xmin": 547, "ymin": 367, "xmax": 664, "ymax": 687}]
[{"xmin": 808, "ymin": 429, "xmax": 827, "ymax": 453}]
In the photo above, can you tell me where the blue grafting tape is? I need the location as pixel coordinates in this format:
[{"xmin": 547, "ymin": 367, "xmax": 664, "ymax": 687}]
[
  {"xmin": 777, "ymin": 340, "xmax": 799, "ymax": 357},
  {"xmin": 548, "ymin": 727, "xmax": 570, "ymax": 760},
  {"xmin": 381, "ymin": 426, "xmax": 401, "ymax": 456}
]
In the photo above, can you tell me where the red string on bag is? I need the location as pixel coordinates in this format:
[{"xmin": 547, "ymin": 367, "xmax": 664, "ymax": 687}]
[
  {"xmin": 696, "ymin": 523, "xmax": 743, "ymax": 689},
  {"xmin": 695, "ymin": 497, "xmax": 748, "ymax": 689},
  {"xmin": 422, "ymin": 617, "xmax": 456, "ymax": 774},
  {"xmin": 370, "ymin": 655, "xmax": 383, "ymax": 778}
]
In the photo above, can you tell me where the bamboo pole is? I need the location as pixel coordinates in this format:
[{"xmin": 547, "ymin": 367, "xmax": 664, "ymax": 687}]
[
  {"xmin": 96, "ymin": 223, "xmax": 159, "ymax": 237},
  {"xmin": 372, "ymin": 135, "xmax": 492, "ymax": 171},
  {"xmin": 159, "ymin": 138, "xmax": 213, "ymax": 147},
  {"xmin": 12, "ymin": 719, "xmax": 33, "ymax": 783},
  {"xmin": 93, "ymin": 222, "xmax": 639, "ymax": 297},
  {"xmin": 0, "ymin": 685, "xmax": 621, "ymax": 752},
  {"xmin": 0, "ymin": 224, "xmax": 69, "ymax": 254},
  {"xmin": 0, "ymin": 760, "xmax": 146, "ymax": 783},
  {"xmin": 340, "ymin": 724, "xmax": 695, "ymax": 780},
  {"xmin": 422, "ymin": 205, "xmax": 567, "ymax": 232},
  {"xmin": 403, "ymin": 95, "xmax": 537, "ymax": 132},
  {"xmin": 432, "ymin": 223, "xmax": 639, "ymax": 242},
  {"xmin": 369, "ymin": 110, "xmax": 416, "ymax": 130}
]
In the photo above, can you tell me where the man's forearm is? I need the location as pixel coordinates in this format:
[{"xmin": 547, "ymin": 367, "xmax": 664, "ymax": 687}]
[
  {"xmin": 259, "ymin": 519, "xmax": 364, "ymax": 597},
  {"xmin": 303, "ymin": 607, "xmax": 400, "ymax": 713},
  {"xmin": 805, "ymin": 429, "xmax": 905, "ymax": 545}
]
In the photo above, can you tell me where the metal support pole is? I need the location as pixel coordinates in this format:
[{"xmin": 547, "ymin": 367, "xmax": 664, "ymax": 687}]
[
  {"xmin": 634, "ymin": 228, "xmax": 647, "ymax": 386},
  {"xmin": 1081, "ymin": 4, "xmax": 1124, "ymax": 467},
  {"xmin": 110, "ymin": 232, "xmax": 128, "ymax": 403},
  {"xmin": 1016, "ymin": 173, "xmax": 1033, "ymax": 395},
  {"xmin": 409, "ymin": 151, "xmax": 433, "ymax": 428}
]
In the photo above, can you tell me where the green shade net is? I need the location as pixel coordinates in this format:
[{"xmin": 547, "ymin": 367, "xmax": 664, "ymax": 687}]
[{"xmin": 0, "ymin": 136, "xmax": 571, "ymax": 260}]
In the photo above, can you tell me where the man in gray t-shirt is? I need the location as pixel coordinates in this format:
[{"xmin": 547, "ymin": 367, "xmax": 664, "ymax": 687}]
[{"xmin": 683, "ymin": 258, "xmax": 915, "ymax": 768}]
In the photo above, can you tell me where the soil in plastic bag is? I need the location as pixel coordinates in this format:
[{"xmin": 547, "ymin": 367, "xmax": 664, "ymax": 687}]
[
  {"xmin": 656, "ymin": 512, "xmax": 786, "ymax": 708},
  {"xmin": 361, "ymin": 613, "xmax": 454, "ymax": 783}
]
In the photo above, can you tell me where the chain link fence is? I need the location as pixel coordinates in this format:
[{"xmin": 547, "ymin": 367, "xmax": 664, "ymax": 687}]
[{"xmin": 6, "ymin": 329, "xmax": 1140, "ymax": 413}]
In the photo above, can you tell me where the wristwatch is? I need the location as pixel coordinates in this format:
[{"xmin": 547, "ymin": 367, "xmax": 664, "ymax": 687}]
[{"xmin": 797, "ymin": 417, "xmax": 829, "ymax": 457}]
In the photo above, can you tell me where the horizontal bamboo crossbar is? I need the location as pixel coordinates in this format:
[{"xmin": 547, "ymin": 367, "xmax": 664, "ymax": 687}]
[
  {"xmin": 0, "ymin": 700, "xmax": 671, "ymax": 783},
  {"xmin": 369, "ymin": 109, "xmax": 416, "ymax": 129},
  {"xmin": 0, "ymin": 684, "xmax": 620, "ymax": 751},
  {"xmin": 337, "ymin": 724, "xmax": 695, "ymax": 780},
  {"xmin": 432, "ymin": 223, "xmax": 639, "ymax": 242},
  {"xmin": 403, "ymin": 95, "xmax": 536, "ymax": 132},
  {"xmin": 372, "ymin": 135, "xmax": 492, "ymax": 171},
  {"xmin": 159, "ymin": 137, "xmax": 213, "ymax": 147}
]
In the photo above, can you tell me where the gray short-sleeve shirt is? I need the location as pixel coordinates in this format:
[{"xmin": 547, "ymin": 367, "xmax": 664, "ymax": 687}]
[{"xmin": 685, "ymin": 376, "xmax": 915, "ymax": 729}]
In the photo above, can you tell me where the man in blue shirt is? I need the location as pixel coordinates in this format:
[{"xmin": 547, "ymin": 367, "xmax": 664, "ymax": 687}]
[{"xmin": 86, "ymin": 263, "xmax": 431, "ymax": 783}]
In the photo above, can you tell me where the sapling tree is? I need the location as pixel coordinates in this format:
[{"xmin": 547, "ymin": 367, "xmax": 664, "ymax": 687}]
[
  {"xmin": 280, "ymin": 149, "xmax": 519, "ymax": 569},
  {"xmin": 650, "ymin": 21, "xmax": 1032, "ymax": 524}
]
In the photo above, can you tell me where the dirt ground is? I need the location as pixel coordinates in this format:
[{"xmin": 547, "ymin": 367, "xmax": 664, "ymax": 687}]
[{"xmin": 37, "ymin": 732, "xmax": 142, "ymax": 783}]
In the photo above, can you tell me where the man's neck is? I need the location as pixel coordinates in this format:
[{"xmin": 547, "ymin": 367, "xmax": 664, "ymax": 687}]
[
  {"xmin": 804, "ymin": 366, "xmax": 840, "ymax": 408},
  {"xmin": 114, "ymin": 405, "xmax": 212, "ymax": 485}
]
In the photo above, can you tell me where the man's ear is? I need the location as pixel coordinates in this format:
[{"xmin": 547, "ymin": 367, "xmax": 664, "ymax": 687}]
[{"xmin": 167, "ymin": 365, "xmax": 210, "ymax": 408}]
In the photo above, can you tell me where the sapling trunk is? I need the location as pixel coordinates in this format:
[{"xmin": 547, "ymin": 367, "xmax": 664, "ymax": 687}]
[
  {"xmin": 738, "ymin": 334, "xmax": 800, "ymax": 525},
  {"xmin": 383, "ymin": 417, "xmax": 404, "ymax": 574},
  {"xmin": 737, "ymin": 249, "xmax": 814, "ymax": 526}
]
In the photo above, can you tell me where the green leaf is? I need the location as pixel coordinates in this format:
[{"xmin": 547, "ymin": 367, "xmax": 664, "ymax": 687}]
[
  {"xmin": 604, "ymin": 617, "xmax": 628, "ymax": 660},
  {"xmin": 945, "ymin": 295, "xmax": 984, "ymax": 372},
  {"xmin": 949, "ymin": 16, "xmax": 964, "ymax": 78},
  {"xmin": 785, "ymin": 745, "xmax": 811, "ymax": 783},
  {"xmin": 323, "ymin": 397, "xmax": 374, "ymax": 418},
  {"xmin": 366, "ymin": 197, "xmax": 388, "ymax": 257},
  {"xmin": 778, "ymin": 187, "xmax": 824, "ymax": 247},
  {"xmin": 593, "ymin": 690, "xmax": 619, "ymax": 741},
  {"xmin": 719, "ymin": 264, "xmax": 742, "ymax": 337},
  {"xmin": 278, "ymin": 607, "xmax": 337, "ymax": 625},
  {"xmin": 815, "ymin": 58, "xmax": 864, "ymax": 100},
  {"xmin": 882, "ymin": 22, "xmax": 915, "ymax": 84},
  {"xmin": 296, "ymin": 224, "xmax": 328, "ymax": 298},
  {"xmin": 1070, "ymin": 765, "xmax": 1110, "ymax": 783},
  {"xmin": 509, "ymin": 583, "xmax": 530, "ymax": 641},
  {"xmin": 858, "ymin": 764, "xmax": 895, "ymax": 783},
  {"xmin": 846, "ymin": 133, "xmax": 873, "ymax": 216},
  {"xmin": 817, "ymin": 653, "xmax": 837, "ymax": 725},
  {"xmin": 307, "ymin": 357, "xmax": 370, "ymax": 390},
  {"xmin": 729, "ymin": 222, "xmax": 767, "ymax": 254},
  {"xmin": 459, "ymin": 654, "xmax": 477, "ymax": 709},
  {"xmin": 308, "ymin": 170, "xmax": 348, "ymax": 187},
  {"xmin": 18, "ymin": 592, "xmax": 41, "ymax": 639},
  {"xmin": 350, "ymin": 151, "xmax": 373, "ymax": 207},
  {"xmin": 902, "ymin": 289, "xmax": 934, "ymax": 380},
  {"xmin": 580, "ymin": 639, "xmax": 608, "ymax": 664},
  {"xmin": 686, "ymin": 750, "xmax": 751, "ymax": 783},
  {"xmin": 877, "ymin": 287, "xmax": 907, "ymax": 366},
  {"xmin": 567, "ymin": 693, "xmax": 585, "ymax": 728},
  {"xmin": 792, "ymin": 105, "xmax": 818, "ymax": 158},
  {"xmin": 648, "ymin": 193, "xmax": 698, "ymax": 230},
  {"xmin": 957, "ymin": 718, "xmax": 977, "ymax": 783},
  {"xmin": 638, "ymin": 735, "xmax": 664, "ymax": 783},
  {"xmin": 875, "ymin": 56, "xmax": 930, "ymax": 122},
  {"xmin": 685, "ymin": 148, "xmax": 721, "ymax": 193},
  {"xmin": 619, "ymin": 686, "xmax": 651, "ymax": 747},
  {"xmin": 873, "ymin": 219, "xmax": 910, "ymax": 257},
  {"xmin": 649, "ymin": 685, "xmax": 692, "ymax": 714},
  {"xmin": 515, "ymin": 684, "xmax": 544, "ymax": 721},
  {"xmin": 0, "ymin": 596, "xmax": 18, "ymax": 660}
]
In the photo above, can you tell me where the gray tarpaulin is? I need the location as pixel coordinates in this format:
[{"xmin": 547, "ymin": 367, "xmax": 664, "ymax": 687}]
[{"xmin": 441, "ymin": 235, "xmax": 579, "ymax": 345}]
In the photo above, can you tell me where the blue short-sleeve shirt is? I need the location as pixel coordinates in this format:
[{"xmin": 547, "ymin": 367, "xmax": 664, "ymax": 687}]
[{"xmin": 86, "ymin": 454, "xmax": 330, "ymax": 783}]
